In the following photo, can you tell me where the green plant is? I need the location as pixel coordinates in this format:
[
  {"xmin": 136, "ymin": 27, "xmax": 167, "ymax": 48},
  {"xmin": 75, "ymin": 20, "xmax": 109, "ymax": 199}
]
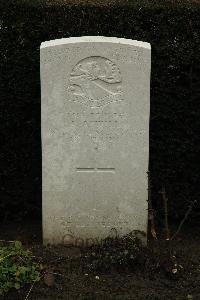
[{"xmin": 0, "ymin": 241, "xmax": 41, "ymax": 295}]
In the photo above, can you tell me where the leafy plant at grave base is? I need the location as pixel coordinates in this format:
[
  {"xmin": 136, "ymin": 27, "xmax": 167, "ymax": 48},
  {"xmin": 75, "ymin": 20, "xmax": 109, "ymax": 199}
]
[
  {"xmin": 83, "ymin": 231, "xmax": 149, "ymax": 273},
  {"xmin": 81, "ymin": 231, "xmax": 185, "ymax": 278},
  {"xmin": 0, "ymin": 241, "xmax": 41, "ymax": 295}
]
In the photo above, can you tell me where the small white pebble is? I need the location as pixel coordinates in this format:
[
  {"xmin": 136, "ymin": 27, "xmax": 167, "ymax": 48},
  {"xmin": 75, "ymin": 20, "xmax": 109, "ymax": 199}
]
[
  {"xmin": 85, "ymin": 273, "xmax": 88, "ymax": 276},
  {"xmin": 95, "ymin": 276, "xmax": 100, "ymax": 280}
]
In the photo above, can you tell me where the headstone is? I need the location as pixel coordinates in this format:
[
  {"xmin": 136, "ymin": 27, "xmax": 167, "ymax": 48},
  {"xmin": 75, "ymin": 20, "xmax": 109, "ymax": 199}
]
[{"xmin": 40, "ymin": 36, "xmax": 151, "ymax": 245}]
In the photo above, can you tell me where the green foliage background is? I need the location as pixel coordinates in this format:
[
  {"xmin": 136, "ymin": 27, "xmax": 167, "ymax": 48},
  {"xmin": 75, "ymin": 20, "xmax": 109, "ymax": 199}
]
[{"xmin": 0, "ymin": 0, "xmax": 200, "ymax": 222}]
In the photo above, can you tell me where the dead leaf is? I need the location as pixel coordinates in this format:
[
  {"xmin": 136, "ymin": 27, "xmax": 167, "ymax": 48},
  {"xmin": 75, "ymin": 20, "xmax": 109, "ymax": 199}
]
[
  {"xmin": 44, "ymin": 273, "xmax": 55, "ymax": 287},
  {"xmin": 172, "ymin": 268, "xmax": 177, "ymax": 274}
]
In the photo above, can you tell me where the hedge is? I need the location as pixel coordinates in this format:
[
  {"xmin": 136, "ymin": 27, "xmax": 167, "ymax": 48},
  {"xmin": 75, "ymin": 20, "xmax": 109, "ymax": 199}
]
[{"xmin": 0, "ymin": 0, "xmax": 200, "ymax": 223}]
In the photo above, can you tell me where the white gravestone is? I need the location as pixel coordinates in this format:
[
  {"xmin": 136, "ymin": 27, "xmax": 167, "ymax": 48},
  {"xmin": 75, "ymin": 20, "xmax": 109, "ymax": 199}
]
[{"xmin": 40, "ymin": 36, "xmax": 151, "ymax": 245}]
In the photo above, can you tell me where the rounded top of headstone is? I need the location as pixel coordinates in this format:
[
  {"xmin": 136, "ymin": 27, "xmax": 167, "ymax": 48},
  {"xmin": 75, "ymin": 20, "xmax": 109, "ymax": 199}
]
[{"xmin": 40, "ymin": 36, "xmax": 151, "ymax": 50}]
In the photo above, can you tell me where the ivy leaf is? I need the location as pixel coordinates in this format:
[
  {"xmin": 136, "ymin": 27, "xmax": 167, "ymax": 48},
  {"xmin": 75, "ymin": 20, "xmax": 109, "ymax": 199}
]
[
  {"xmin": 14, "ymin": 241, "xmax": 22, "ymax": 250},
  {"xmin": 14, "ymin": 282, "xmax": 20, "ymax": 290}
]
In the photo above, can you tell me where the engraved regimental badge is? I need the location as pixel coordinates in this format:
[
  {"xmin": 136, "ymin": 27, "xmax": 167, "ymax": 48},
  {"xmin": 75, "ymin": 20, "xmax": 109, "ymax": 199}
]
[{"xmin": 68, "ymin": 56, "xmax": 123, "ymax": 108}]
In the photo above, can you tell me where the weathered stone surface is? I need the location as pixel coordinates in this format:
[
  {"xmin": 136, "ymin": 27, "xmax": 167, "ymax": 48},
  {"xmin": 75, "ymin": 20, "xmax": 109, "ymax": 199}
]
[{"xmin": 40, "ymin": 36, "xmax": 151, "ymax": 245}]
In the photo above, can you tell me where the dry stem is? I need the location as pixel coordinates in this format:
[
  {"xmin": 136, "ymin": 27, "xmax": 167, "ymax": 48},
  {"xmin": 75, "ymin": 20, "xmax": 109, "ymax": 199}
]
[
  {"xmin": 171, "ymin": 200, "xmax": 197, "ymax": 240},
  {"xmin": 160, "ymin": 186, "xmax": 170, "ymax": 240},
  {"xmin": 147, "ymin": 171, "xmax": 157, "ymax": 239}
]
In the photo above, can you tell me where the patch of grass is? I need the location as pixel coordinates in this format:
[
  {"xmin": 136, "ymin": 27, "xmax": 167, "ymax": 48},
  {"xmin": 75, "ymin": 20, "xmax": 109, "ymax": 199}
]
[{"xmin": 0, "ymin": 241, "xmax": 41, "ymax": 296}]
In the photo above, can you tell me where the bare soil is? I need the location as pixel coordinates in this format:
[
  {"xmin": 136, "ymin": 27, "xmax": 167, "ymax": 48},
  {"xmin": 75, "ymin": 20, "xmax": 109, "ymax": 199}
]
[
  {"xmin": 44, "ymin": 0, "xmax": 200, "ymax": 7},
  {"xmin": 0, "ymin": 219, "xmax": 200, "ymax": 300}
]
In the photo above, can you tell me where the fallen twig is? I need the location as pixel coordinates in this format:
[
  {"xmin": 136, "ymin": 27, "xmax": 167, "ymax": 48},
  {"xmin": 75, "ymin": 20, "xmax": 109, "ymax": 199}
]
[
  {"xmin": 24, "ymin": 279, "xmax": 37, "ymax": 300},
  {"xmin": 0, "ymin": 253, "xmax": 13, "ymax": 263},
  {"xmin": 0, "ymin": 240, "xmax": 15, "ymax": 243},
  {"xmin": 171, "ymin": 200, "xmax": 197, "ymax": 240}
]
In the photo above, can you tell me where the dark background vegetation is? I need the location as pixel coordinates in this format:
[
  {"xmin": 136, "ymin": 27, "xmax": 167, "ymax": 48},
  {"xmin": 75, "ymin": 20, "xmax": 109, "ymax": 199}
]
[{"xmin": 0, "ymin": 0, "xmax": 200, "ymax": 224}]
